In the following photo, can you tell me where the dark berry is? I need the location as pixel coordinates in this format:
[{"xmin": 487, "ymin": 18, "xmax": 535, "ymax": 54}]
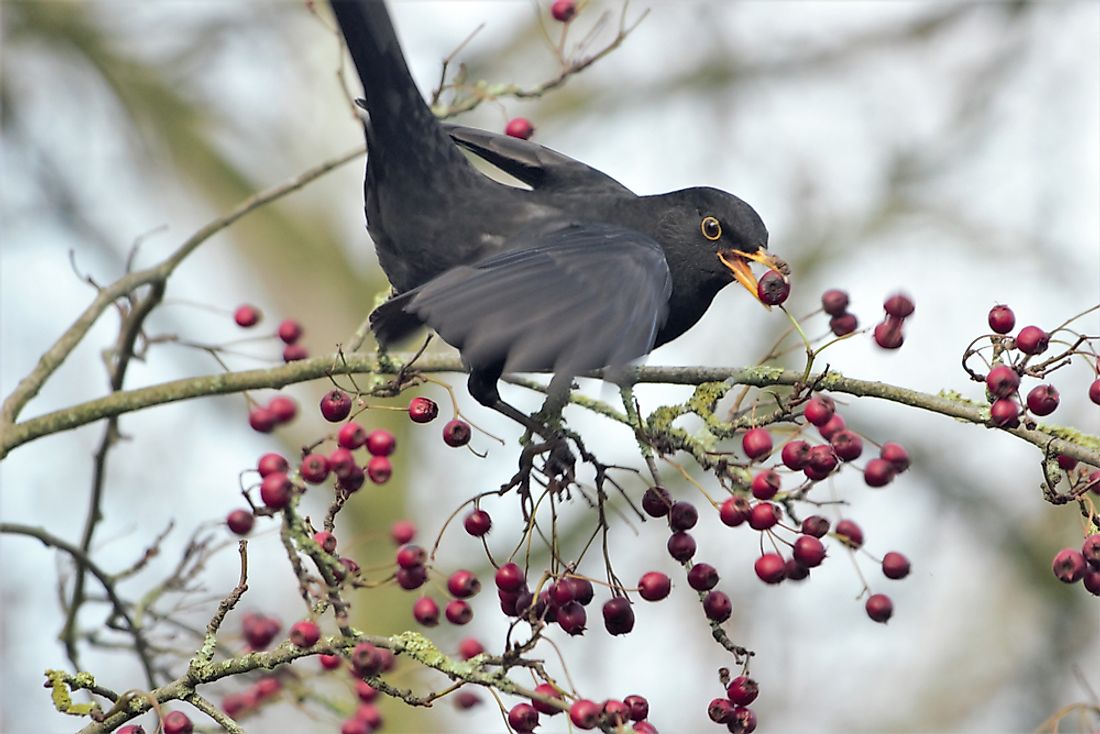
[
  {"xmin": 257, "ymin": 452, "xmax": 288, "ymax": 477},
  {"xmin": 351, "ymin": 642, "xmax": 384, "ymax": 677},
  {"xmin": 687, "ymin": 562, "xmax": 719, "ymax": 591},
  {"xmin": 830, "ymin": 430, "xmax": 863, "ymax": 461},
  {"xmin": 1081, "ymin": 534, "xmax": 1100, "ymax": 567},
  {"xmin": 313, "ymin": 530, "xmax": 337, "ymax": 554},
  {"xmin": 162, "ymin": 712, "xmax": 193, "ymax": 734},
  {"xmin": 638, "ymin": 571, "xmax": 671, "ymax": 601},
  {"xmin": 719, "ymin": 496, "xmax": 751, "ymax": 527},
  {"xmin": 1051, "ymin": 548, "xmax": 1086, "ymax": 583},
  {"xmin": 508, "ymin": 703, "xmax": 540, "ymax": 733},
  {"xmin": 602, "ymin": 597, "xmax": 635, "ymax": 635},
  {"xmin": 338, "ymin": 463, "xmax": 365, "ymax": 492},
  {"xmin": 883, "ymin": 292, "xmax": 915, "ymax": 319},
  {"xmin": 873, "ymin": 317, "xmax": 905, "ymax": 349},
  {"xmin": 829, "ymin": 312, "xmax": 858, "ymax": 336},
  {"xmin": 709, "ymin": 697, "xmax": 735, "ymax": 724},
  {"xmin": 726, "ymin": 676, "xmax": 758, "ymax": 706},
  {"xmin": 750, "ymin": 470, "xmax": 781, "ymax": 500},
  {"xmin": 1084, "ymin": 570, "xmax": 1100, "ymax": 596},
  {"xmin": 785, "ymin": 558, "xmax": 810, "ymax": 581},
  {"xmin": 985, "ymin": 365, "xmax": 1020, "ymax": 399},
  {"xmin": 989, "ymin": 398, "xmax": 1020, "ymax": 427},
  {"xmin": 234, "ymin": 304, "xmax": 261, "ymax": 327},
  {"xmin": 226, "ymin": 509, "xmax": 254, "ymax": 535},
  {"xmin": 748, "ymin": 502, "xmax": 780, "ymax": 531},
  {"xmin": 366, "ymin": 429, "xmax": 395, "ymax": 457},
  {"xmin": 495, "ymin": 562, "xmax": 525, "ymax": 592},
  {"xmin": 327, "ymin": 448, "xmax": 356, "ymax": 479},
  {"xmin": 464, "ymin": 509, "xmax": 492, "ymax": 537},
  {"xmin": 413, "ymin": 596, "xmax": 439, "ymax": 626},
  {"xmin": 987, "ymin": 304, "xmax": 1015, "ymax": 334},
  {"xmin": 865, "ymin": 593, "xmax": 893, "ymax": 623},
  {"xmin": 863, "ymin": 458, "xmax": 895, "ymax": 488},
  {"xmin": 550, "ymin": 579, "xmax": 576, "ymax": 606},
  {"xmin": 267, "ymin": 395, "xmax": 297, "ymax": 423},
  {"xmin": 282, "ymin": 343, "xmax": 308, "ymax": 362},
  {"xmin": 1026, "ymin": 384, "xmax": 1060, "ymax": 416},
  {"xmin": 396, "ymin": 565, "xmax": 428, "ymax": 590},
  {"xmin": 729, "ymin": 705, "xmax": 757, "ymax": 733},
  {"xmin": 445, "ymin": 599, "xmax": 473, "ymax": 625},
  {"xmin": 803, "ymin": 395, "xmax": 835, "ymax": 426},
  {"xmin": 807, "ymin": 444, "xmax": 838, "ymax": 475},
  {"xmin": 754, "ymin": 553, "xmax": 786, "ymax": 584},
  {"xmin": 741, "ymin": 427, "xmax": 773, "ymax": 459},
  {"xmin": 367, "ymin": 455, "xmax": 392, "ymax": 484},
  {"xmin": 780, "ymin": 440, "xmax": 811, "ymax": 470},
  {"xmin": 277, "ymin": 319, "xmax": 302, "ymax": 344},
  {"xmin": 642, "ymin": 486, "xmax": 673, "ymax": 517},
  {"xmin": 624, "ymin": 694, "xmax": 649, "ymax": 721},
  {"xmin": 835, "ymin": 519, "xmax": 864, "ymax": 548},
  {"xmin": 1015, "ymin": 325, "xmax": 1049, "ymax": 355},
  {"xmin": 703, "ymin": 590, "xmax": 733, "ymax": 621},
  {"xmin": 289, "ymin": 619, "xmax": 321, "ymax": 648},
  {"xmin": 882, "ymin": 551, "xmax": 910, "ymax": 579},
  {"xmin": 793, "ymin": 535, "xmax": 826, "ymax": 568},
  {"xmin": 801, "ymin": 515, "xmax": 830, "ymax": 537},
  {"xmin": 442, "ymin": 419, "xmax": 471, "ymax": 447},
  {"xmin": 1057, "ymin": 454, "xmax": 1077, "ymax": 471},
  {"xmin": 320, "ymin": 390, "xmax": 352, "ymax": 422},
  {"xmin": 756, "ymin": 270, "xmax": 790, "ymax": 305},
  {"xmin": 447, "ymin": 570, "xmax": 480, "ymax": 598},
  {"xmin": 668, "ymin": 500, "xmax": 699, "ymax": 530},
  {"xmin": 880, "ymin": 442, "xmax": 910, "ymax": 473},
  {"xmin": 1090, "ymin": 378, "xmax": 1100, "ymax": 405},
  {"xmin": 505, "ymin": 117, "xmax": 535, "ymax": 139},
  {"xmin": 569, "ymin": 699, "xmax": 601, "ymax": 729},
  {"xmin": 260, "ymin": 472, "xmax": 293, "ymax": 509},
  {"xmin": 248, "ymin": 406, "xmax": 277, "ymax": 433},
  {"xmin": 390, "ymin": 519, "xmax": 416, "ymax": 544},
  {"xmin": 667, "ymin": 531, "xmax": 696, "ymax": 561},
  {"xmin": 299, "ymin": 453, "xmax": 329, "ymax": 484},
  {"xmin": 821, "ymin": 289, "xmax": 849, "ymax": 317},
  {"xmin": 569, "ymin": 577, "xmax": 594, "ymax": 605},
  {"xmin": 337, "ymin": 421, "xmax": 366, "ymax": 449},
  {"xmin": 242, "ymin": 612, "xmax": 280, "ymax": 649},
  {"xmin": 550, "ymin": 0, "xmax": 577, "ymax": 22},
  {"xmin": 532, "ymin": 683, "xmax": 563, "ymax": 715}
]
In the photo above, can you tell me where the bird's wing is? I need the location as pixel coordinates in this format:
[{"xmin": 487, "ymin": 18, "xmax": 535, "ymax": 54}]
[
  {"xmin": 444, "ymin": 124, "xmax": 635, "ymax": 196},
  {"xmin": 371, "ymin": 222, "xmax": 672, "ymax": 375}
]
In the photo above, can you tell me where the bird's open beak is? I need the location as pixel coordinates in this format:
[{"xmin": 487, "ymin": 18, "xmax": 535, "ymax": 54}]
[{"xmin": 718, "ymin": 248, "xmax": 790, "ymax": 304}]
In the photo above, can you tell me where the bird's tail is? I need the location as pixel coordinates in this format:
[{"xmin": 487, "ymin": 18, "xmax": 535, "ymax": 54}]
[{"xmin": 329, "ymin": 0, "xmax": 471, "ymax": 176}]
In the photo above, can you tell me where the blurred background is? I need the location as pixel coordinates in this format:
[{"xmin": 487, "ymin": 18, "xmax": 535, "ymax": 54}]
[{"xmin": 1, "ymin": 1, "xmax": 1098, "ymax": 732}]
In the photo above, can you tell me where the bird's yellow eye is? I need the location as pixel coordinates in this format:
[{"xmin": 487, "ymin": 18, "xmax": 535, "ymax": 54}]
[{"xmin": 701, "ymin": 216, "xmax": 722, "ymax": 241}]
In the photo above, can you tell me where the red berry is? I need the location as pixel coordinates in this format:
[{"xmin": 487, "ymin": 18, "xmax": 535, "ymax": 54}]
[
  {"xmin": 340, "ymin": 719, "xmax": 368, "ymax": 734},
  {"xmin": 413, "ymin": 596, "xmax": 439, "ymax": 626},
  {"xmin": 396, "ymin": 544, "xmax": 426, "ymax": 569},
  {"xmin": 730, "ymin": 706, "xmax": 758, "ymax": 733},
  {"xmin": 1051, "ymin": 548, "xmax": 1087, "ymax": 583},
  {"xmin": 260, "ymin": 472, "xmax": 293, "ymax": 509},
  {"xmin": 338, "ymin": 464, "xmax": 365, "ymax": 492},
  {"xmin": 277, "ymin": 319, "xmax": 302, "ymax": 344},
  {"xmin": 495, "ymin": 562, "xmax": 525, "ymax": 592},
  {"xmin": 234, "ymin": 304, "xmax": 261, "ymax": 327},
  {"xmin": 726, "ymin": 676, "xmax": 759, "ymax": 706},
  {"xmin": 865, "ymin": 593, "xmax": 893, "ymax": 623},
  {"xmin": 1090, "ymin": 378, "xmax": 1100, "ymax": 405},
  {"xmin": 873, "ymin": 317, "xmax": 905, "ymax": 349},
  {"xmin": 365, "ymin": 429, "xmax": 395, "ymax": 457},
  {"xmin": 445, "ymin": 599, "xmax": 472, "ymax": 625},
  {"xmin": 709, "ymin": 697, "xmax": 735, "ymax": 723},
  {"xmin": 248, "ymin": 406, "xmax": 277, "ymax": 433},
  {"xmin": 267, "ymin": 395, "xmax": 298, "ymax": 423},
  {"xmin": 257, "ymin": 452, "xmax": 288, "ymax": 477},
  {"xmin": 720, "ymin": 496, "xmax": 751, "ymax": 527},
  {"xmin": 785, "ymin": 558, "xmax": 810, "ymax": 581},
  {"xmin": 687, "ymin": 562, "xmax": 719, "ymax": 591},
  {"xmin": 226, "ymin": 509, "xmax": 254, "ymax": 535},
  {"xmin": 350, "ymin": 642, "xmax": 384, "ymax": 677},
  {"xmin": 319, "ymin": 653, "xmax": 342, "ymax": 670},
  {"xmin": 162, "ymin": 711, "xmax": 193, "ymax": 734},
  {"xmin": 282, "ymin": 343, "xmax": 308, "ymax": 362},
  {"xmin": 1081, "ymin": 534, "xmax": 1100, "ymax": 567},
  {"xmin": 549, "ymin": 579, "xmax": 575, "ymax": 606},
  {"xmin": 880, "ymin": 442, "xmax": 910, "ymax": 473},
  {"xmin": 741, "ymin": 427, "xmax": 773, "ymax": 460},
  {"xmin": 835, "ymin": 519, "xmax": 864, "ymax": 548},
  {"xmin": 570, "ymin": 577, "xmax": 594, "ymax": 605},
  {"xmin": 641, "ymin": 486, "xmax": 672, "ymax": 517},
  {"xmin": 623, "ymin": 694, "xmax": 649, "ymax": 721},
  {"xmin": 1026, "ymin": 384, "xmax": 1060, "ymax": 416},
  {"xmin": 668, "ymin": 500, "xmax": 699, "ymax": 530},
  {"xmin": 819, "ymin": 413, "xmax": 847, "ymax": 441},
  {"xmin": 603, "ymin": 699, "xmax": 630, "ymax": 725},
  {"xmin": 407, "ymin": 396, "xmax": 439, "ymax": 423},
  {"xmin": 447, "ymin": 570, "xmax": 481, "ymax": 598},
  {"xmin": 806, "ymin": 444, "xmax": 838, "ymax": 477},
  {"xmin": 396, "ymin": 564, "xmax": 427, "ymax": 590},
  {"xmin": 602, "ymin": 596, "xmax": 635, "ymax": 635},
  {"xmin": 989, "ymin": 398, "xmax": 1020, "ymax": 428},
  {"xmin": 320, "ymin": 390, "xmax": 352, "ymax": 422},
  {"xmin": 829, "ymin": 312, "xmax": 858, "ymax": 336},
  {"xmin": 793, "ymin": 535, "xmax": 826, "ymax": 568},
  {"xmin": 821, "ymin": 289, "xmax": 849, "ymax": 317},
  {"xmin": 355, "ymin": 702, "xmax": 382, "ymax": 726},
  {"xmin": 1015, "ymin": 325, "xmax": 1049, "ymax": 355},
  {"xmin": 458, "ymin": 637, "xmax": 485, "ymax": 660},
  {"xmin": 532, "ymin": 683, "xmax": 564, "ymax": 715},
  {"xmin": 883, "ymin": 292, "xmax": 915, "ymax": 319},
  {"xmin": 508, "ymin": 703, "xmax": 540, "ymax": 733},
  {"xmin": 367, "ymin": 455, "xmax": 392, "ymax": 484},
  {"xmin": 550, "ymin": 0, "xmax": 577, "ymax": 22},
  {"xmin": 289, "ymin": 619, "xmax": 321, "ymax": 648},
  {"xmin": 390, "ymin": 519, "xmax": 416, "ymax": 544},
  {"xmin": 882, "ymin": 551, "xmax": 911, "ymax": 579},
  {"xmin": 1057, "ymin": 454, "xmax": 1077, "ymax": 471},
  {"xmin": 456, "ymin": 690, "xmax": 482, "ymax": 709},
  {"xmin": 667, "ymin": 531, "xmax": 697, "ymax": 561},
  {"xmin": 313, "ymin": 530, "xmax": 337, "ymax": 553},
  {"xmin": 703, "ymin": 590, "xmax": 732, "ymax": 621},
  {"xmin": 985, "ymin": 365, "xmax": 1020, "ymax": 399},
  {"xmin": 803, "ymin": 395, "xmax": 835, "ymax": 426},
  {"xmin": 754, "ymin": 553, "xmax": 786, "ymax": 584},
  {"xmin": 442, "ymin": 419, "xmax": 472, "ymax": 447},
  {"xmin": 638, "ymin": 571, "xmax": 672, "ymax": 601},
  {"xmin": 505, "ymin": 117, "xmax": 535, "ymax": 139},
  {"xmin": 780, "ymin": 440, "xmax": 810, "ymax": 470},
  {"xmin": 801, "ymin": 515, "xmax": 830, "ymax": 537},
  {"xmin": 569, "ymin": 699, "xmax": 601, "ymax": 729},
  {"xmin": 325, "ymin": 448, "xmax": 354, "ymax": 480},
  {"xmin": 756, "ymin": 270, "xmax": 790, "ymax": 305},
  {"xmin": 748, "ymin": 502, "xmax": 780, "ymax": 531},
  {"xmin": 830, "ymin": 430, "xmax": 863, "ymax": 461},
  {"xmin": 863, "ymin": 458, "xmax": 895, "ymax": 488},
  {"xmin": 987, "ymin": 304, "xmax": 1015, "ymax": 334},
  {"xmin": 242, "ymin": 612, "xmax": 280, "ymax": 649},
  {"xmin": 337, "ymin": 422, "xmax": 366, "ymax": 449},
  {"xmin": 464, "ymin": 509, "xmax": 492, "ymax": 537},
  {"xmin": 751, "ymin": 470, "xmax": 781, "ymax": 500},
  {"xmin": 1084, "ymin": 570, "xmax": 1100, "ymax": 595},
  {"xmin": 298, "ymin": 453, "xmax": 329, "ymax": 484}
]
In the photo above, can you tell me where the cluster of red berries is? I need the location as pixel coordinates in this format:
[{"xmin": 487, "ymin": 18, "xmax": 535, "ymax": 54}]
[
  {"xmin": 117, "ymin": 710, "xmax": 193, "ymax": 734},
  {"xmin": 821, "ymin": 288, "xmax": 858, "ymax": 336},
  {"xmin": 707, "ymin": 675, "xmax": 759, "ymax": 733},
  {"xmin": 233, "ymin": 304, "xmax": 308, "ymax": 363},
  {"xmin": 509, "ymin": 692, "xmax": 654, "ymax": 733},
  {"xmin": 1052, "ymin": 534, "xmax": 1100, "ymax": 596},
  {"xmin": 872, "ymin": 292, "xmax": 914, "ymax": 349},
  {"xmin": 405, "ymin": 395, "xmax": 473, "ymax": 448},
  {"xmin": 247, "ymin": 393, "xmax": 298, "ymax": 433}
]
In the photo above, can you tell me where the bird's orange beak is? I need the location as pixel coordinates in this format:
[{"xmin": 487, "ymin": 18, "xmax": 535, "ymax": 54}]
[{"xmin": 718, "ymin": 249, "xmax": 789, "ymax": 304}]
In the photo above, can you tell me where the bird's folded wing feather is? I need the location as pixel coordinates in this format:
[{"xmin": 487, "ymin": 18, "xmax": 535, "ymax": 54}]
[{"xmin": 372, "ymin": 222, "xmax": 672, "ymax": 375}]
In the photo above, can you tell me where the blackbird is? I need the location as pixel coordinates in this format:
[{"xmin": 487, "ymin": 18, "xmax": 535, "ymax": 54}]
[{"xmin": 330, "ymin": 0, "xmax": 785, "ymax": 439}]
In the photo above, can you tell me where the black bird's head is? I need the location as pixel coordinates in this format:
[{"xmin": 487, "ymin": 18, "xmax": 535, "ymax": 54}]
[{"xmin": 659, "ymin": 186, "xmax": 786, "ymax": 305}]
